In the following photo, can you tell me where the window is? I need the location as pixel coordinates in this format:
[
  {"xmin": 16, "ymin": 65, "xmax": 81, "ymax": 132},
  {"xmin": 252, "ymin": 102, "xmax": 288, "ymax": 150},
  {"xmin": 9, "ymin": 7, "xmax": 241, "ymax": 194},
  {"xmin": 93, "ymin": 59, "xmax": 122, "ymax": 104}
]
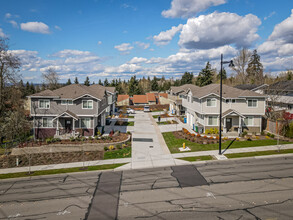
[
  {"xmin": 42, "ymin": 117, "xmax": 53, "ymax": 128},
  {"xmin": 81, "ymin": 118, "xmax": 91, "ymax": 128},
  {"xmin": 187, "ymin": 96, "xmax": 190, "ymax": 102},
  {"xmin": 232, "ymin": 99, "xmax": 236, "ymax": 103},
  {"xmin": 208, "ymin": 116, "xmax": 218, "ymax": 126},
  {"xmin": 39, "ymin": 99, "xmax": 50, "ymax": 109},
  {"xmin": 82, "ymin": 100, "xmax": 93, "ymax": 109},
  {"xmin": 226, "ymin": 99, "xmax": 230, "ymax": 103},
  {"xmin": 61, "ymin": 100, "xmax": 73, "ymax": 105},
  {"xmin": 244, "ymin": 116, "xmax": 254, "ymax": 126},
  {"xmin": 248, "ymin": 99, "xmax": 257, "ymax": 107},
  {"xmin": 207, "ymin": 98, "xmax": 216, "ymax": 107}
]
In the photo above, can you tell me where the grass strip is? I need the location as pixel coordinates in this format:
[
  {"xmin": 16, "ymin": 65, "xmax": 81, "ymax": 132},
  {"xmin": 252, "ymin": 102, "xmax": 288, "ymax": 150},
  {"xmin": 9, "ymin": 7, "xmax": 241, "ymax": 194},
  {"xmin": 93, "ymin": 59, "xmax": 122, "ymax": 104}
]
[
  {"xmin": 162, "ymin": 132, "xmax": 292, "ymax": 153},
  {"xmin": 178, "ymin": 155, "xmax": 214, "ymax": 162},
  {"xmin": 225, "ymin": 149, "xmax": 293, "ymax": 159},
  {"xmin": 104, "ymin": 147, "xmax": 131, "ymax": 159},
  {"xmin": 0, "ymin": 163, "xmax": 127, "ymax": 179},
  {"xmin": 127, "ymin": 115, "xmax": 135, "ymax": 118}
]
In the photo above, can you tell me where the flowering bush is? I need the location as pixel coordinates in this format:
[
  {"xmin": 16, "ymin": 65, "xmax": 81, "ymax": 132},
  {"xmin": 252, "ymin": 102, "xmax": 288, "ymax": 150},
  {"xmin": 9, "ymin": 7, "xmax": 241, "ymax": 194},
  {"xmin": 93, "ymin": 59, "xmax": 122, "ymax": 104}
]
[{"xmin": 197, "ymin": 134, "xmax": 201, "ymax": 137}]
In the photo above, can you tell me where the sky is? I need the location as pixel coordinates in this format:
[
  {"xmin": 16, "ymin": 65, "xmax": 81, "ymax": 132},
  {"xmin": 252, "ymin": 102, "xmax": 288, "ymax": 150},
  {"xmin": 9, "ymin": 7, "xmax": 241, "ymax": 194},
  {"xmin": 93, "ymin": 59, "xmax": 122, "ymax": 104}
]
[{"xmin": 1, "ymin": 0, "xmax": 293, "ymax": 83}]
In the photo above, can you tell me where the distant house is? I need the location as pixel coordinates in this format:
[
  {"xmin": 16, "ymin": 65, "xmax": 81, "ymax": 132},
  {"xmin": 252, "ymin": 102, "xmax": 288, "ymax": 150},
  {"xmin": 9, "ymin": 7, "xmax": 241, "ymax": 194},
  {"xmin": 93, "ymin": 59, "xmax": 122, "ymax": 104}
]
[
  {"xmin": 146, "ymin": 93, "xmax": 156, "ymax": 105},
  {"xmin": 133, "ymin": 95, "xmax": 148, "ymax": 105},
  {"xmin": 167, "ymin": 84, "xmax": 197, "ymax": 115},
  {"xmin": 157, "ymin": 93, "xmax": 169, "ymax": 105},
  {"xmin": 181, "ymin": 84, "xmax": 266, "ymax": 135},
  {"xmin": 28, "ymin": 84, "xmax": 115, "ymax": 139},
  {"xmin": 117, "ymin": 95, "xmax": 129, "ymax": 106}
]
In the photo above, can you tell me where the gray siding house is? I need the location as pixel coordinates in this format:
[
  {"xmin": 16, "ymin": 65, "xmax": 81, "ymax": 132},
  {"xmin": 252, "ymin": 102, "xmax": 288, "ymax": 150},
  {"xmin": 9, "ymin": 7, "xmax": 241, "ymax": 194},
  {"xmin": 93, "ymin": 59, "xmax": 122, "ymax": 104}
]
[
  {"xmin": 182, "ymin": 84, "xmax": 266, "ymax": 135},
  {"xmin": 28, "ymin": 84, "xmax": 115, "ymax": 139}
]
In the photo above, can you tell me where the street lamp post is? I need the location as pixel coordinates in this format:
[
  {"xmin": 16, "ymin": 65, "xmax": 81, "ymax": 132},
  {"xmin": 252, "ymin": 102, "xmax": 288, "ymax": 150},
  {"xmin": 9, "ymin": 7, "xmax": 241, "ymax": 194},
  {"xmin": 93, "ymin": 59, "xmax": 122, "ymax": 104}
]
[{"xmin": 219, "ymin": 54, "xmax": 234, "ymax": 155}]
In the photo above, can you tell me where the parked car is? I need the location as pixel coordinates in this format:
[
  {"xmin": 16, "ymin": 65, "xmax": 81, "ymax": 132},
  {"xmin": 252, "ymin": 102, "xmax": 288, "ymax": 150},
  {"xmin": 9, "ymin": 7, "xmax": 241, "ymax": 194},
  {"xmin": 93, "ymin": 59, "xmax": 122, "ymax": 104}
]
[
  {"xmin": 126, "ymin": 108, "xmax": 135, "ymax": 114},
  {"xmin": 144, "ymin": 106, "xmax": 151, "ymax": 112}
]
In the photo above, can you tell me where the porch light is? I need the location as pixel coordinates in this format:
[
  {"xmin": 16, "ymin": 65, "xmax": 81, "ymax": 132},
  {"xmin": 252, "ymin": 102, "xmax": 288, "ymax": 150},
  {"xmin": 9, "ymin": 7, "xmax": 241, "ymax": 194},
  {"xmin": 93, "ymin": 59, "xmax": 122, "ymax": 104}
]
[{"xmin": 219, "ymin": 54, "xmax": 234, "ymax": 155}]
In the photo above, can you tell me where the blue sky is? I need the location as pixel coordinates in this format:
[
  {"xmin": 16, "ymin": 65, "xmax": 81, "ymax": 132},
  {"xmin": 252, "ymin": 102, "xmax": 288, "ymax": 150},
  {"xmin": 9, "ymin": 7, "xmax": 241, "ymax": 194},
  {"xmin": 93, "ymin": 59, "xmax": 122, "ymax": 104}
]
[{"xmin": 1, "ymin": 0, "xmax": 293, "ymax": 83}]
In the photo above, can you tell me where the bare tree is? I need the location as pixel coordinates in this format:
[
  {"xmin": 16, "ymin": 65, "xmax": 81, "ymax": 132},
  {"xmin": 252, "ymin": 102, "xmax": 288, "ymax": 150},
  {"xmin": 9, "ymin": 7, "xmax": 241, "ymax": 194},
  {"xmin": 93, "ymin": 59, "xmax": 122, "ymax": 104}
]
[
  {"xmin": 42, "ymin": 67, "xmax": 59, "ymax": 90},
  {"xmin": 232, "ymin": 48, "xmax": 251, "ymax": 84},
  {"xmin": 0, "ymin": 38, "xmax": 21, "ymax": 114}
]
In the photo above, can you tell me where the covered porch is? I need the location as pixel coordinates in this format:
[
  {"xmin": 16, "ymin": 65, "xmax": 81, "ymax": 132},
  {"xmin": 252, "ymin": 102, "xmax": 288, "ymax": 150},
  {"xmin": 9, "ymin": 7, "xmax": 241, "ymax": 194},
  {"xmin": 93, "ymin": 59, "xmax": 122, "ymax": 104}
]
[
  {"xmin": 53, "ymin": 110, "xmax": 79, "ymax": 138},
  {"xmin": 222, "ymin": 109, "xmax": 245, "ymax": 135}
]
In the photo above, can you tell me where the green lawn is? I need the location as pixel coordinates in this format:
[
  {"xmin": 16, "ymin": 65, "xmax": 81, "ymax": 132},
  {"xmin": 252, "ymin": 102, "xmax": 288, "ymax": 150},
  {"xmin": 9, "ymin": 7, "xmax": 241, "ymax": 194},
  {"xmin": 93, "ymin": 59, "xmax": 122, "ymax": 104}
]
[
  {"xmin": 225, "ymin": 149, "xmax": 293, "ymax": 159},
  {"xmin": 104, "ymin": 147, "xmax": 131, "ymax": 159},
  {"xmin": 157, "ymin": 120, "xmax": 178, "ymax": 125},
  {"xmin": 153, "ymin": 115, "xmax": 159, "ymax": 119},
  {"xmin": 0, "ymin": 163, "xmax": 127, "ymax": 179},
  {"xmin": 127, "ymin": 115, "xmax": 134, "ymax": 118},
  {"xmin": 115, "ymin": 121, "xmax": 134, "ymax": 126},
  {"xmin": 127, "ymin": 121, "xmax": 134, "ymax": 126},
  {"xmin": 162, "ymin": 132, "xmax": 292, "ymax": 153},
  {"xmin": 178, "ymin": 155, "xmax": 214, "ymax": 162}
]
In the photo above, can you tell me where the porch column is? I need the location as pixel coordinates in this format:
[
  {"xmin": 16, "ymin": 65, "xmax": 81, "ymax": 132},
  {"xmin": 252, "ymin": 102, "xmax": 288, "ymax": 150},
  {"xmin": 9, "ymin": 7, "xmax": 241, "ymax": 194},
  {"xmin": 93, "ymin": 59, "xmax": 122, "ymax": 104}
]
[
  {"xmin": 238, "ymin": 117, "xmax": 242, "ymax": 135},
  {"xmin": 56, "ymin": 118, "xmax": 59, "ymax": 136},
  {"xmin": 223, "ymin": 117, "xmax": 227, "ymax": 133},
  {"xmin": 72, "ymin": 119, "xmax": 75, "ymax": 136}
]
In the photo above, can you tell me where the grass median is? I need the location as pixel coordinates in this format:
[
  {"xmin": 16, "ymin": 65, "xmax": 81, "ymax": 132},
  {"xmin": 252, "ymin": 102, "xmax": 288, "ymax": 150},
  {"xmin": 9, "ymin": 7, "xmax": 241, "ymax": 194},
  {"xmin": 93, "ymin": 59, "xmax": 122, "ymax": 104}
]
[
  {"xmin": 163, "ymin": 132, "xmax": 292, "ymax": 153},
  {"xmin": 0, "ymin": 163, "xmax": 127, "ymax": 180},
  {"xmin": 225, "ymin": 149, "xmax": 293, "ymax": 159},
  {"xmin": 178, "ymin": 155, "xmax": 214, "ymax": 162}
]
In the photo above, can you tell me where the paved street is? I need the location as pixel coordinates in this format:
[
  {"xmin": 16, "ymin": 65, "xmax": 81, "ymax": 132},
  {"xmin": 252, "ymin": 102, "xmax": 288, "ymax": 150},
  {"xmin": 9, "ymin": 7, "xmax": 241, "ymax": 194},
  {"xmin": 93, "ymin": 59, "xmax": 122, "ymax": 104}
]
[{"xmin": 1, "ymin": 156, "xmax": 293, "ymax": 219}]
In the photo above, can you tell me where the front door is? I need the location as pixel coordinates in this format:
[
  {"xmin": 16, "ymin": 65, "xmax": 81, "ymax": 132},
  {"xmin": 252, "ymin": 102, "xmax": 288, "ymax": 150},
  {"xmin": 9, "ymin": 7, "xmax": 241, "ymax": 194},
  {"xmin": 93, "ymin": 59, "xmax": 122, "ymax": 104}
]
[
  {"xmin": 65, "ymin": 119, "xmax": 72, "ymax": 133},
  {"xmin": 226, "ymin": 118, "xmax": 232, "ymax": 132}
]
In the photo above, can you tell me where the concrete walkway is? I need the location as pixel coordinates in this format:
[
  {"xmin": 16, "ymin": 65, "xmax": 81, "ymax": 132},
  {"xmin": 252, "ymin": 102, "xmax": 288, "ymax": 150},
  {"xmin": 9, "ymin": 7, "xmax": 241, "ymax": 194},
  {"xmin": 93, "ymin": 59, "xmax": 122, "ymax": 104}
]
[{"xmin": 128, "ymin": 112, "xmax": 188, "ymax": 170}]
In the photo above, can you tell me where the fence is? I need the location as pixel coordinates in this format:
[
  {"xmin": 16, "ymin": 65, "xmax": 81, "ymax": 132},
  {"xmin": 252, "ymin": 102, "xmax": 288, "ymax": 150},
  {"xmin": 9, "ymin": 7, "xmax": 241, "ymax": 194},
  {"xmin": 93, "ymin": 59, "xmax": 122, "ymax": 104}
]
[{"xmin": 265, "ymin": 119, "xmax": 286, "ymax": 135}]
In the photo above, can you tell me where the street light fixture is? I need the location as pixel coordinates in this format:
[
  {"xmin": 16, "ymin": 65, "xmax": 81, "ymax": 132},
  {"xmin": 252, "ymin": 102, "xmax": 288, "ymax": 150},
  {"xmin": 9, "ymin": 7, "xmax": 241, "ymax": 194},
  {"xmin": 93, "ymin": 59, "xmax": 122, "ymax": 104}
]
[{"xmin": 219, "ymin": 54, "xmax": 234, "ymax": 155}]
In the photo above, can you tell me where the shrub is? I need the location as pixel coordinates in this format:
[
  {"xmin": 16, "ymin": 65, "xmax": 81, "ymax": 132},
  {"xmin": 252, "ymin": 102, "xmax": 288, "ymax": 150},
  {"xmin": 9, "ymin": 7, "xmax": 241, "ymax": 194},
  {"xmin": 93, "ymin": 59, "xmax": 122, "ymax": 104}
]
[
  {"xmin": 267, "ymin": 132, "xmax": 271, "ymax": 137},
  {"xmin": 216, "ymin": 136, "xmax": 219, "ymax": 140},
  {"xmin": 96, "ymin": 130, "xmax": 101, "ymax": 136},
  {"xmin": 271, "ymin": 134, "xmax": 275, "ymax": 138},
  {"xmin": 81, "ymin": 136, "xmax": 87, "ymax": 141},
  {"xmin": 122, "ymin": 143, "xmax": 127, "ymax": 148},
  {"xmin": 255, "ymin": 136, "xmax": 260, "ymax": 139},
  {"xmin": 94, "ymin": 135, "xmax": 100, "ymax": 140},
  {"xmin": 246, "ymin": 137, "xmax": 252, "ymax": 141},
  {"xmin": 127, "ymin": 131, "xmax": 131, "ymax": 135},
  {"xmin": 196, "ymin": 134, "xmax": 201, "ymax": 137},
  {"xmin": 242, "ymin": 131, "xmax": 248, "ymax": 137},
  {"xmin": 45, "ymin": 138, "xmax": 52, "ymax": 144},
  {"xmin": 116, "ymin": 144, "xmax": 122, "ymax": 149},
  {"xmin": 205, "ymin": 129, "xmax": 210, "ymax": 135},
  {"xmin": 75, "ymin": 137, "xmax": 81, "ymax": 142},
  {"xmin": 209, "ymin": 136, "xmax": 214, "ymax": 140},
  {"xmin": 261, "ymin": 131, "xmax": 265, "ymax": 136},
  {"xmin": 88, "ymin": 136, "xmax": 93, "ymax": 140},
  {"xmin": 191, "ymin": 134, "xmax": 195, "ymax": 137},
  {"xmin": 265, "ymin": 136, "xmax": 270, "ymax": 139},
  {"xmin": 104, "ymin": 146, "xmax": 108, "ymax": 151},
  {"xmin": 236, "ymin": 137, "xmax": 240, "ymax": 141},
  {"xmin": 108, "ymin": 145, "xmax": 115, "ymax": 150},
  {"xmin": 70, "ymin": 137, "xmax": 75, "ymax": 142},
  {"xmin": 203, "ymin": 135, "xmax": 207, "ymax": 139},
  {"xmin": 223, "ymin": 137, "xmax": 228, "ymax": 140}
]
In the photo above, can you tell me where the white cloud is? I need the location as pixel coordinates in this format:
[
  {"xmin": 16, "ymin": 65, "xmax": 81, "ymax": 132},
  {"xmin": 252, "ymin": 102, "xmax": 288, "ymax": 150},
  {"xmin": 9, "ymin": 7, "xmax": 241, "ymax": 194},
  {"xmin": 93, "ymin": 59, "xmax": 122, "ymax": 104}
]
[
  {"xmin": 20, "ymin": 22, "xmax": 50, "ymax": 34},
  {"xmin": 9, "ymin": 20, "xmax": 18, "ymax": 28},
  {"xmin": 5, "ymin": 13, "xmax": 12, "ymax": 19},
  {"xmin": 128, "ymin": 57, "xmax": 148, "ymax": 64},
  {"xmin": 264, "ymin": 11, "xmax": 276, "ymax": 21},
  {"xmin": 153, "ymin": 24, "xmax": 183, "ymax": 46},
  {"xmin": 64, "ymin": 56, "xmax": 101, "ymax": 64},
  {"xmin": 98, "ymin": 41, "xmax": 102, "ymax": 45},
  {"xmin": 51, "ymin": 49, "xmax": 92, "ymax": 58},
  {"xmin": 259, "ymin": 9, "xmax": 293, "ymax": 57},
  {"xmin": 135, "ymin": 41, "xmax": 150, "ymax": 49},
  {"xmin": 179, "ymin": 12, "xmax": 261, "ymax": 50},
  {"xmin": 114, "ymin": 43, "xmax": 133, "ymax": 54},
  {"xmin": 162, "ymin": 0, "xmax": 226, "ymax": 18},
  {"xmin": 0, "ymin": 28, "xmax": 6, "ymax": 37}
]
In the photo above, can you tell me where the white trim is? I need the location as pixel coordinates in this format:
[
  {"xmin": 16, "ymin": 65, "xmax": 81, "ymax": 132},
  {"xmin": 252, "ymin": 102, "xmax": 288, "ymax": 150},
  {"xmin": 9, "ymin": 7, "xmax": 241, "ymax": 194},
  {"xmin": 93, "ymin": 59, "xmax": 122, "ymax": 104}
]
[
  {"xmin": 61, "ymin": 100, "xmax": 73, "ymax": 105},
  {"xmin": 30, "ymin": 114, "xmax": 58, "ymax": 117},
  {"xmin": 39, "ymin": 99, "xmax": 50, "ymax": 109},
  {"xmin": 82, "ymin": 100, "xmax": 94, "ymax": 109},
  {"xmin": 247, "ymin": 99, "xmax": 258, "ymax": 108},
  {"xmin": 206, "ymin": 98, "xmax": 217, "ymax": 107},
  {"xmin": 73, "ymin": 94, "xmax": 101, "ymax": 101},
  {"xmin": 52, "ymin": 112, "xmax": 79, "ymax": 121},
  {"xmin": 28, "ymin": 96, "xmax": 59, "ymax": 98}
]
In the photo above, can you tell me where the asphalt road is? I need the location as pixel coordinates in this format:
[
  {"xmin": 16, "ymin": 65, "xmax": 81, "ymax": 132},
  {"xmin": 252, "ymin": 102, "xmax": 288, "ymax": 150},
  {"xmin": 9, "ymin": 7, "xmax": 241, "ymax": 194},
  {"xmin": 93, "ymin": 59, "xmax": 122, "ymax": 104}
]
[{"xmin": 1, "ymin": 156, "xmax": 293, "ymax": 220}]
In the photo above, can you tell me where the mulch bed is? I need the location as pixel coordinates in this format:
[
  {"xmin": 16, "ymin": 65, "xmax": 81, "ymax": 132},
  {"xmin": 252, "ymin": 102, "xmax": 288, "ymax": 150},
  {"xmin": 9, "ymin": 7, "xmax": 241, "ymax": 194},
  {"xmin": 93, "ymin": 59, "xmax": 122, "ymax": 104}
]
[
  {"xmin": 173, "ymin": 131, "xmax": 223, "ymax": 144},
  {"xmin": 0, "ymin": 151, "xmax": 104, "ymax": 168}
]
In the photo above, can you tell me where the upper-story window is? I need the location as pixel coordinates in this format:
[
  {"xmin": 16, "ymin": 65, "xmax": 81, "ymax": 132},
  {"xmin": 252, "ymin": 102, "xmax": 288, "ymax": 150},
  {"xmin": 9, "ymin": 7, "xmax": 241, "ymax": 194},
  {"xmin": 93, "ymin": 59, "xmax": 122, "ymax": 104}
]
[
  {"xmin": 39, "ymin": 99, "xmax": 50, "ymax": 109},
  {"xmin": 207, "ymin": 98, "xmax": 216, "ymax": 107},
  {"xmin": 82, "ymin": 100, "xmax": 93, "ymax": 109},
  {"xmin": 61, "ymin": 100, "xmax": 73, "ymax": 105},
  {"xmin": 248, "ymin": 99, "xmax": 257, "ymax": 107}
]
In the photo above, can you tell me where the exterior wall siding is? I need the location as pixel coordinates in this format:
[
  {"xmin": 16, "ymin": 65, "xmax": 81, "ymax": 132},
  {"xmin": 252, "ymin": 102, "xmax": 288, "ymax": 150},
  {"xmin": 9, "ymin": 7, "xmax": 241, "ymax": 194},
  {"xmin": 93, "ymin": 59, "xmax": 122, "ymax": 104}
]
[{"xmin": 35, "ymin": 128, "xmax": 56, "ymax": 139}]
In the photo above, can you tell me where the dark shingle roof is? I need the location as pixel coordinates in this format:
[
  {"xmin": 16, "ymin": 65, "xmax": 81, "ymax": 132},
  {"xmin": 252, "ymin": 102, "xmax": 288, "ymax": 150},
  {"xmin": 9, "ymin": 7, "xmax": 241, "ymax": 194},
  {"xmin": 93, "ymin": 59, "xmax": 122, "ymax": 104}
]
[
  {"xmin": 267, "ymin": 80, "xmax": 293, "ymax": 91},
  {"xmin": 234, "ymin": 84, "xmax": 259, "ymax": 90}
]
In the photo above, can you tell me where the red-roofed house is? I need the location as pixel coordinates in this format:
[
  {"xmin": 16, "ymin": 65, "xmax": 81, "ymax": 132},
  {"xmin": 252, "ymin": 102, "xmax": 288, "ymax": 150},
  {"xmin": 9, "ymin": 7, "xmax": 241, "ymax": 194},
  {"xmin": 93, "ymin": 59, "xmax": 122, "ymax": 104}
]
[
  {"xmin": 117, "ymin": 95, "xmax": 129, "ymax": 106},
  {"xmin": 146, "ymin": 93, "xmax": 156, "ymax": 105},
  {"xmin": 133, "ymin": 95, "xmax": 148, "ymax": 105}
]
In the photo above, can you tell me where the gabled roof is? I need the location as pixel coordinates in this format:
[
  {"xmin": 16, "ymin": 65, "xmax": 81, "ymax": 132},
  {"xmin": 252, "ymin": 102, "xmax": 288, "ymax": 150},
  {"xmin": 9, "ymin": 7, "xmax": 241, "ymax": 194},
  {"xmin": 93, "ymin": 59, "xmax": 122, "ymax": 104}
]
[
  {"xmin": 117, "ymin": 95, "xmax": 129, "ymax": 102},
  {"xmin": 234, "ymin": 84, "xmax": 259, "ymax": 90},
  {"xmin": 53, "ymin": 110, "xmax": 79, "ymax": 121},
  {"xmin": 222, "ymin": 109, "xmax": 245, "ymax": 118},
  {"xmin": 170, "ymin": 84, "xmax": 197, "ymax": 94},
  {"xmin": 267, "ymin": 80, "xmax": 293, "ymax": 91},
  {"xmin": 133, "ymin": 95, "xmax": 148, "ymax": 104},
  {"xmin": 189, "ymin": 84, "xmax": 265, "ymax": 99},
  {"xmin": 146, "ymin": 93, "xmax": 156, "ymax": 102},
  {"xmin": 159, "ymin": 93, "xmax": 168, "ymax": 98},
  {"xmin": 29, "ymin": 84, "xmax": 109, "ymax": 100}
]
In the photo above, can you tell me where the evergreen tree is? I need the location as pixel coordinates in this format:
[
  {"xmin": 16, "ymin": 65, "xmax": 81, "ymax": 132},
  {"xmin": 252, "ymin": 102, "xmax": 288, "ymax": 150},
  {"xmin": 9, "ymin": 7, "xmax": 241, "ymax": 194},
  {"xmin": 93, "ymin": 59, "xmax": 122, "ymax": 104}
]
[
  {"xmin": 196, "ymin": 62, "xmax": 214, "ymax": 87},
  {"xmin": 104, "ymin": 78, "xmax": 109, "ymax": 86},
  {"xmin": 128, "ymin": 76, "xmax": 139, "ymax": 96},
  {"xmin": 98, "ymin": 79, "xmax": 103, "ymax": 86},
  {"xmin": 74, "ymin": 77, "xmax": 79, "ymax": 84},
  {"xmin": 18, "ymin": 80, "xmax": 25, "ymax": 98},
  {"xmin": 92, "ymin": 81, "xmax": 95, "ymax": 84},
  {"xmin": 181, "ymin": 72, "xmax": 193, "ymax": 85},
  {"xmin": 66, "ymin": 78, "xmax": 72, "ymax": 85},
  {"xmin": 151, "ymin": 77, "xmax": 159, "ymax": 91},
  {"xmin": 217, "ymin": 67, "xmax": 227, "ymax": 80},
  {"xmin": 174, "ymin": 79, "xmax": 181, "ymax": 86},
  {"xmin": 246, "ymin": 49, "xmax": 263, "ymax": 84},
  {"xmin": 25, "ymin": 82, "xmax": 30, "ymax": 95},
  {"xmin": 110, "ymin": 79, "xmax": 115, "ymax": 87},
  {"xmin": 29, "ymin": 82, "xmax": 36, "ymax": 94},
  {"xmin": 41, "ymin": 83, "xmax": 46, "ymax": 91},
  {"xmin": 84, "ymin": 76, "xmax": 90, "ymax": 86}
]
